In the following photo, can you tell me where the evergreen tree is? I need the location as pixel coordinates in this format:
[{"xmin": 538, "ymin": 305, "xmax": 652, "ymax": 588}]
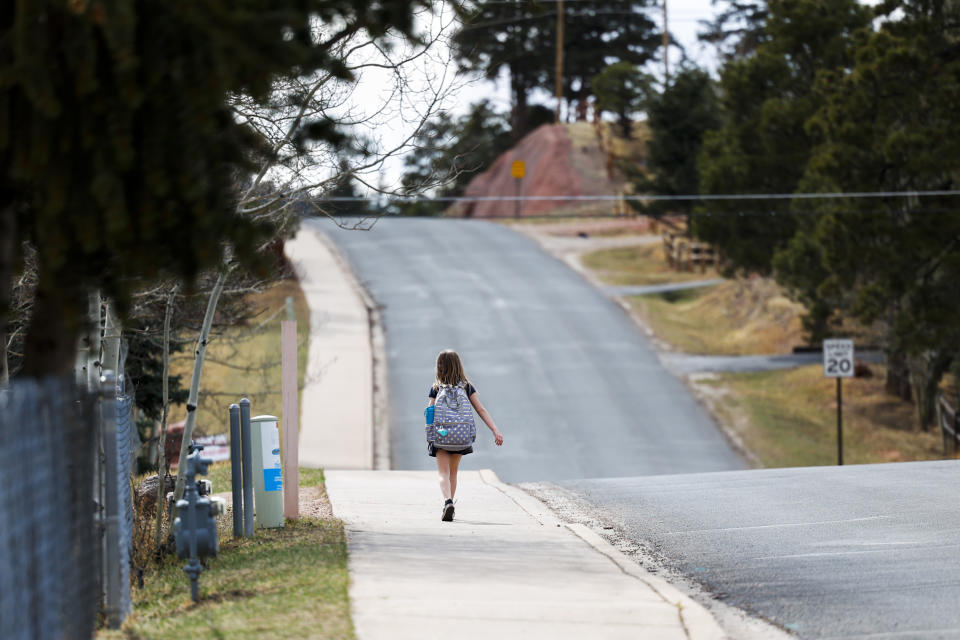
[
  {"xmin": 698, "ymin": 0, "xmax": 770, "ymax": 59},
  {"xmin": 1, "ymin": 0, "xmax": 427, "ymax": 376},
  {"xmin": 452, "ymin": 0, "xmax": 659, "ymax": 138},
  {"xmin": 694, "ymin": 0, "xmax": 872, "ymax": 274},
  {"xmin": 452, "ymin": 1, "xmax": 554, "ymax": 141},
  {"xmin": 631, "ymin": 66, "xmax": 719, "ymax": 218},
  {"xmin": 773, "ymin": 0, "xmax": 960, "ymax": 415},
  {"xmin": 592, "ymin": 63, "xmax": 653, "ymax": 138},
  {"xmin": 559, "ymin": 0, "xmax": 659, "ymax": 119}
]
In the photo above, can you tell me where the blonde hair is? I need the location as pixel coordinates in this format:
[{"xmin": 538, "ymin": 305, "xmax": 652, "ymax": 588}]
[{"xmin": 435, "ymin": 349, "xmax": 469, "ymax": 387}]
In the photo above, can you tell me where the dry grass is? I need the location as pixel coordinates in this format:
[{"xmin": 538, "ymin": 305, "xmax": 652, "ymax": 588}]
[
  {"xmin": 565, "ymin": 121, "xmax": 649, "ymax": 162},
  {"xmin": 502, "ymin": 218, "xmax": 657, "ymax": 240},
  {"xmin": 700, "ymin": 365, "xmax": 946, "ymax": 468},
  {"xmin": 628, "ymin": 279, "xmax": 806, "ymax": 355},
  {"xmin": 582, "ymin": 242, "xmax": 715, "ymax": 286},
  {"xmin": 168, "ymin": 278, "xmax": 310, "ymax": 438},
  {"xmin": 500, "ymin": 217, "xmax": 651, "ymax": 234},
  {"xmin": 601, "ymin": 121, "xmax": 650, "ymax": 162}
]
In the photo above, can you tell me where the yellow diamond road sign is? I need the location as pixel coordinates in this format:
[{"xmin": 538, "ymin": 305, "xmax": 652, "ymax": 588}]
[{"xmin": 511, "ymin": 160, "xmax": 526, "ymax": 179}]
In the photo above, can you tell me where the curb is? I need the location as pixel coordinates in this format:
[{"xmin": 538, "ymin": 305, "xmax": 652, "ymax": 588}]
[
  {"xmin": 565, "ymin": 524, "xmax": 727, "ymax": 640},
  {"xmin": 314, "ymin": 230, "xmax": 391, "ymax": 471},
  {"xmin": 479, "ymin": 469, "xmax": 726, "ymax": 640},
  {"xmin": 478, "ymin": 469, "xmax": 559, "ymax": 526}
]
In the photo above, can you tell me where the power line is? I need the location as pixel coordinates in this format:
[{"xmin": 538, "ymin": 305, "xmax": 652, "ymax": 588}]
[
  {"xmin": 322, "ymin": 189, "xmax": 960, "ymax": 203},
  {"xmin": 309, "ymin": 208, "xmax": 960, "ymax": 222}
]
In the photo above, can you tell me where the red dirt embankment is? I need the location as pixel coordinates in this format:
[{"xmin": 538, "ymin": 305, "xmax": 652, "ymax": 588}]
[{"xmin": 448, "ymin": 123, "xmax": 636, "ymax": 218}]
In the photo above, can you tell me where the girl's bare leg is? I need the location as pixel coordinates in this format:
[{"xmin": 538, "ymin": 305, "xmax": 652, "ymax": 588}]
[
  {"xmin": 436, "ymin": 450, "xmax": 452, "ymax": 501},
  {"xmin": 449, "ymin": 453, "xmax": 462, "ymax": 499}
]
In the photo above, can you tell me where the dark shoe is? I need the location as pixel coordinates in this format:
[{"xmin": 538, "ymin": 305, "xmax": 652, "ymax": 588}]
[{"xmin": 441, "ymin": 501, "xmax": 454, "ymax": 522}]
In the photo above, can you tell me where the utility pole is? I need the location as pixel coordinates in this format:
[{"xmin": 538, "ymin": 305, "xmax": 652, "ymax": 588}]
[
  {"xmin": 663, "ymin": 0, "xmax": 669, "ymax": 84},
  {"xmin": 555, "ymin": 0, "xmax": 564, "ymax": 123}
]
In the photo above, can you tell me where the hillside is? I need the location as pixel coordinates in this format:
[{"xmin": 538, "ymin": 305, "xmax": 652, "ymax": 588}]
[{"xmin": 447, "ymin": 121, "xmax": 647, "ymax": 218}]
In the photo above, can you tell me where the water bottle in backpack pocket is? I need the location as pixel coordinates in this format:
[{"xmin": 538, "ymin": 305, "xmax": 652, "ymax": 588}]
[
  {"xmin": 424, "ymin": 404, "xmax": 441, "ymax": 442},
  {"xmin": 429, "ymin": 383, "xmax": 476, "ymax": 450}
]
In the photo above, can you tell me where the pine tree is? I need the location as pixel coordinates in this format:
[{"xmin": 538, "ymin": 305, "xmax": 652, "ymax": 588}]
[
  {"xmin": 631, "ymin": 66, "xmax": 720, "ymax": 218},
  {"xmin": 1, "ymin": 0, "xmax": 427, "ymax": 376},
  {"xmin": 773, "ymin": 0, "xmax": 960, "ymax": 416},
  {"xmin": 693, "ymin": 0, "xmax": 872, "ymax": 274},
  {"xmin": 592, "ymin": 63, "xmax": 652, "ymax": 138}
]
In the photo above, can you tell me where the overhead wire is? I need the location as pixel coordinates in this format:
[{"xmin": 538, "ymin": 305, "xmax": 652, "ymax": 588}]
[{"xmin": 321, "ymin": 189, "xmax": 960, "ymax": 203}]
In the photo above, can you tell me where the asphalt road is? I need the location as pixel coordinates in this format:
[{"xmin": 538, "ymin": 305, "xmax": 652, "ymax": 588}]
[
  {"xmin": 604, "ymin": 279, "xmax": 726, "ymax": 297},
  {"xmin": 658, "ymin": 351, "xmax": 886, "ymax": 376},
  {"xmin": 325, "ymin": 218, "xmax": 745, "ymax": 482},
  {"xmin": 561, "ymin": 461, "xmax": 960, "ymax": 639}
]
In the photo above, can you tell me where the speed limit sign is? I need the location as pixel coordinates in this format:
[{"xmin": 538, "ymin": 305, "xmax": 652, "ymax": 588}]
[{"xmin": 823, "ymin": 339, "xmax": 854, "ymax": 378}]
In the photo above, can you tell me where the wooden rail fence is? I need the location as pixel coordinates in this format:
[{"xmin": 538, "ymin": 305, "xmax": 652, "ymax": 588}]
[{"xmin": 662, "ymin": 231, "xmax": 718, "ymax": 273}]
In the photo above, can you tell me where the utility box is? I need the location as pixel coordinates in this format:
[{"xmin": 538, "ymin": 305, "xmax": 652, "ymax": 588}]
[{"xmin": 250, "ymin": 415, "xmax": 284, "ymax": 528}]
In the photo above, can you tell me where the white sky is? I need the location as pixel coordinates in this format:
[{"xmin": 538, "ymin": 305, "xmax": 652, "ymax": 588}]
[{"xmin": 350, "ymin": 0, "xmax": 725, "ymax": 187}]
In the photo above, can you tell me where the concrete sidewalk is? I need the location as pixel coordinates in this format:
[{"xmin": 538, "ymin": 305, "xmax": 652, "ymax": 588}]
[
  {"xmin": 285, "ymin": 220, "xmax": 375, "ymax": 470},
  {"xmin": 326, "ymin": 470, "xmax": 725, "ymax": 640}
]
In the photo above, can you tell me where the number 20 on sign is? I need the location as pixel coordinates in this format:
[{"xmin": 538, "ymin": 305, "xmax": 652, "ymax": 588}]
[
  {"xmin": 823, "ymin": 339, "xmax": 854, "ymax": 465},
  {"xmin": 823, "ymin": 339, "xmax": 854, "ymax": 378}
]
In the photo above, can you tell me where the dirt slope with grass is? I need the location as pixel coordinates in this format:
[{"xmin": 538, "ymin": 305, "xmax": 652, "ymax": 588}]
[
  {"xmin": 448, "ymin": 122, "xmax": 646, "ymax": 218},
  {"xmin": 579, "ymin": 240, "xmax": 807, "ymax": 355}
]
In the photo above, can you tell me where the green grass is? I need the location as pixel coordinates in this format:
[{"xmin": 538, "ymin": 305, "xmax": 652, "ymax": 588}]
[
  {"xmin": 581, "ymin": 243, "xmax": 712, "ymax": 286},
  {"xmin": 103, "ymin": 468, "xmax": 350, "ymax": 640},
  {"xmin": 202, "ymin": 464, "xmax": 325, "ymax": 505},
  {"xmin": 204, "ymin": 460, "xmax": 233, "ymax": 494},
  {"xmin": 706, "ymin": 365, "xmax": 944, "ymax": 468}
]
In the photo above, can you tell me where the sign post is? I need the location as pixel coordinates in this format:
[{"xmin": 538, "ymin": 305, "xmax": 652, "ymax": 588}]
[
  {"xmin": 281, "ymin": 319, "xmax": 299, "ymax": 520},
  {"xmin": 823, "ymin": 339, "xmax": 854, "ymax": 465},
  {"xmin": 511, "ymin": 160, "xmax": 525, "ymax": 218}
]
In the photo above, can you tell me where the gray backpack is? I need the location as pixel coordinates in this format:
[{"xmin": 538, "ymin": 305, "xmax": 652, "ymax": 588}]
[{"xmin": 428, "ymin": 382, "xmax": 476, "ymax": 450}]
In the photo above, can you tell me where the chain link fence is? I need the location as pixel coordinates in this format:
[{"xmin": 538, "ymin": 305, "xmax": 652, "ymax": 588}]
[
  {"xmin": 101, "ymin": 392, "xmax": 137, "ymax": 626},
  {"xmin": 0, "ymin": 378, "xmax": 100, "ymax": 639},
  {"xmin": 0, "ymin": 374, "xmax": 139, "ymax": 639}
]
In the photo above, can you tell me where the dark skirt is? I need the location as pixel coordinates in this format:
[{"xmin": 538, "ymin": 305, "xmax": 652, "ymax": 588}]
[{"xmin": 428, "ymin": 443, "xmax": 473, "ymax": 457}]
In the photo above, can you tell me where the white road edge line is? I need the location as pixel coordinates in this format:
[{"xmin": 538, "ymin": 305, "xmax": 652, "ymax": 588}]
[{"xmin": 665, "ymin": 515, "xmax": 893, "ymax": 535}]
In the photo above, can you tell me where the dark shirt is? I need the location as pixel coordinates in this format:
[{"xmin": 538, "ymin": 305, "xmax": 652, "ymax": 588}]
[{"xmin": 429, "ymin": 382, "xmax": 476, "ymax": 398}]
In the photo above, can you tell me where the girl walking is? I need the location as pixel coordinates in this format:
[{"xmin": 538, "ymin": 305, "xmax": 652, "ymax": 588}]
[{"xmin": 427, "ymin": 349, "xmax": 503, "ymax": 521}]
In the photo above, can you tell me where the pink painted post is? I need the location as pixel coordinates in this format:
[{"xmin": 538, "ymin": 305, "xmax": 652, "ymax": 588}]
[{"xmin": 281, "ymin": 320, "xmax": 299, "ymax": 519}]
